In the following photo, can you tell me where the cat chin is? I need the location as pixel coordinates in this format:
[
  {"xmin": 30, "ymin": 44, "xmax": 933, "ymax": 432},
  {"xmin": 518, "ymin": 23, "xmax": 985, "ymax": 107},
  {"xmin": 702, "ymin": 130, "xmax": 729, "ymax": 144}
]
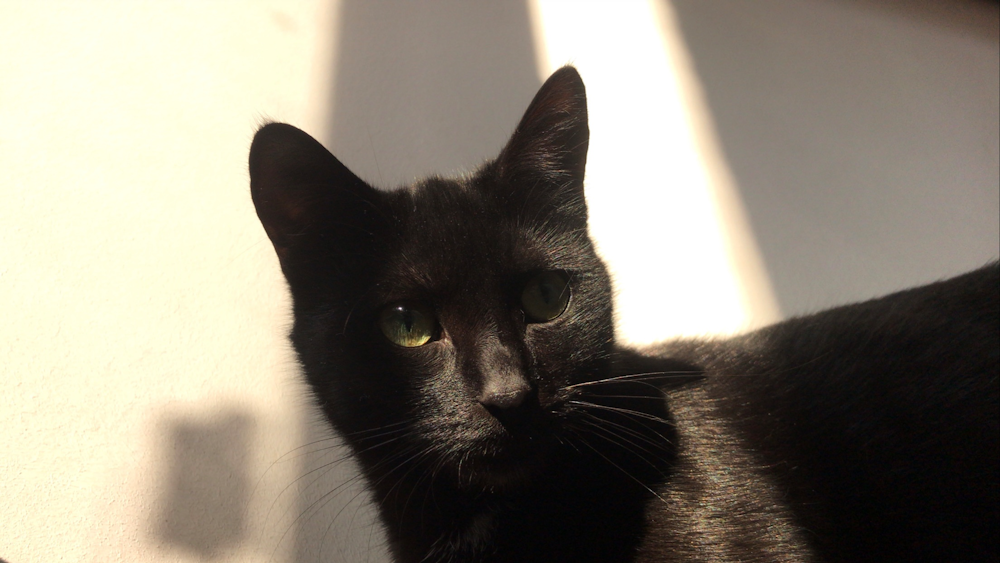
[
  {"xmin": 450, "ymin": 438, "xmax": 552, "ymax": 493},
  {"xmin": 459, "ymin": 454, "xmax": 546, "ymax": 493}
]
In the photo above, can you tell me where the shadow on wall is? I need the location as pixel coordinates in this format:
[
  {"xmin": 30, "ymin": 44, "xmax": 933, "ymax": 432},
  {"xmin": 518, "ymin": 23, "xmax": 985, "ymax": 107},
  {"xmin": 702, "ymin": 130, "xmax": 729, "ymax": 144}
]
[
  {"xmin": 668, "ymin": 0, "xmax": 1000, "ymax": 315},
  {"xmin": 323, "ymin": 0, "xmax": 542, "ymax": 187},
  {"xmin": 288, "ymin": 1, "xmax": 543, "ymax": 560},
  {"xmin": 153, "ymin": 410, "xmax": 255, "ymax": 559}
]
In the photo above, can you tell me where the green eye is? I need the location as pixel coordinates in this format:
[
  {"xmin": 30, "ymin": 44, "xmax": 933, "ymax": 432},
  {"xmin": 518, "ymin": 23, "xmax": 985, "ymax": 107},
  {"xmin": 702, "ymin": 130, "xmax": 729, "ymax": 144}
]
[
  {"xmin": 379, "ymin": 303, "xmax": 437, "ymax": 347},
  {"xmin": 521, "ymin": 270, "xmax": 571, "ymax": 322}
]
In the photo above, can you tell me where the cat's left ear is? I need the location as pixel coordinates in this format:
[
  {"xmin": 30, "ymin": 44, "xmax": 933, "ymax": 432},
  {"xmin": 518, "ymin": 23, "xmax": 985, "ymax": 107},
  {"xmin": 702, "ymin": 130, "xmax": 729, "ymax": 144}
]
[{"xmin": 494, "ymin": 66, "xmax": 590, "ymax": 223}]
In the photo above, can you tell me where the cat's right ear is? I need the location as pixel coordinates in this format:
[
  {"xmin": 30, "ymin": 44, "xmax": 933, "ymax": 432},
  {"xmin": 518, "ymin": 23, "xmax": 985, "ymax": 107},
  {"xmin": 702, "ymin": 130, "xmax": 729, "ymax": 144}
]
[
  {"xmin": 494, "ymin": 66, "xmax": 590, "ymax": 225},
  {"xmin": 249, "ymin": 123, "xmax": 380, "ymax": 262}
]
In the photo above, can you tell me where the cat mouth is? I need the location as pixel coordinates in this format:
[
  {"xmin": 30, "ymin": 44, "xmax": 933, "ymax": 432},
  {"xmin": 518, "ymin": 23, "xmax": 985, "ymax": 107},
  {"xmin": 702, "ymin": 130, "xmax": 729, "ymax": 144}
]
[
  {"xmin": 434, "ymin": 404, "xmax": 561, "ymax": 490},
  {"xmin": 460, "ymin": 434, "xmax": 553, "ymax": 490},
  {"xmin": 482, "ymin": 436, "xmax": 540, "ymax": 463}
]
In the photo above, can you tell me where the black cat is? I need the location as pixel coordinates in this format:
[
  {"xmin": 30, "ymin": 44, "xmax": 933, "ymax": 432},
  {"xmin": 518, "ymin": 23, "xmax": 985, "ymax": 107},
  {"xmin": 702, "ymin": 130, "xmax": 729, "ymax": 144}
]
[{"xmin": 250, "ymin": 67, "xmax": 998, "ymax": 562}]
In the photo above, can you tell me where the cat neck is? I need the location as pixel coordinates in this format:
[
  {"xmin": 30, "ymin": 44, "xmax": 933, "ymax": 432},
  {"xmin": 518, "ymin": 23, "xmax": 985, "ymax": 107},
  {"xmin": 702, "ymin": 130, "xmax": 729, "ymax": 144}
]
[{"xmin": 370, "ymin": 442, "xmax": 658, "ymax": 563}]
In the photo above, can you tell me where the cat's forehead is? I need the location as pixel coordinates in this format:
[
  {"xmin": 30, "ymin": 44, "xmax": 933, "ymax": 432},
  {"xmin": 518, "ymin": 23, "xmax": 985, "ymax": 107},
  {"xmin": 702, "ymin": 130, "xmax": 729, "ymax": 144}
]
[
  {"xmin": 403, "ymin": 176, "xmax": 490, "ymax": 220},
  {"xmin": 388, "ymin": 177, "xmax": 532, "ymax": 262},
  {"xmin": 373, "ymin": 176, "xmax": 587, "ymax": 294}
]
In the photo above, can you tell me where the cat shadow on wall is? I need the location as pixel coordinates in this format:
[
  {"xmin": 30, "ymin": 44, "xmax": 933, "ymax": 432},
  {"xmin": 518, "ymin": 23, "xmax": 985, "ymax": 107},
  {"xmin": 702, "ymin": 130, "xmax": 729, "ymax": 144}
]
[
  {"xmin": 153, "ymin": 409, "xmax": 254, "ymax": 559},
  {"xmin": 296, "ymin": 2, "xmax": 543, "ymax": 560},
  {"xmin": 324, "ymin": 0, "xmax": 541, "ymax": 186}
]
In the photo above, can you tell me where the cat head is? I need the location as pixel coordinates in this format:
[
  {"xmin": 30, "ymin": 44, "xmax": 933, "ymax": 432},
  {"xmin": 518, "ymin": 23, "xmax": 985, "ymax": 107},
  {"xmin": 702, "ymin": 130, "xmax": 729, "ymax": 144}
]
[{"xmin": 250, "ymin": 67, "xmax": 615, "ymax": 490}]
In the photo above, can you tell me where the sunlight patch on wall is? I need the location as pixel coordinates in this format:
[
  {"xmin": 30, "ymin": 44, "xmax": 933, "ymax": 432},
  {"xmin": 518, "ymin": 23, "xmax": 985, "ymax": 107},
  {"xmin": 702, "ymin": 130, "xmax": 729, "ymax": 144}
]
[{"xmin": 528, "ymin": 0, "xmax": 780, "ymax": 343}]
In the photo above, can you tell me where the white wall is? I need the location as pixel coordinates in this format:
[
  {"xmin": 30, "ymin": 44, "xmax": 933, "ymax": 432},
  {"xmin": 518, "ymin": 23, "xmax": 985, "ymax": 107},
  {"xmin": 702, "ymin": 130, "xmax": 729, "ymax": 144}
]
[
  {"xmin": 669, "ymin": 0, "xmax": 1000, "ymax": 316},
  {"xmin": 1, "ymin": 1, "xmax": 996, "ymax": 562}
]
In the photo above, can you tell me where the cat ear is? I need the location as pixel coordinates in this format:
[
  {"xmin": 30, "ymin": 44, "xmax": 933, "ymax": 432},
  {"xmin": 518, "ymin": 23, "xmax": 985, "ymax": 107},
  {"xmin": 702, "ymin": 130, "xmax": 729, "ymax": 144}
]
[
  {"xmin": 494, "ymin": 66, "xmax": 589, "ymax": 221},
  {"xmin": 249, "ymin": 123, "xmax": 380, "ymax": 262}
]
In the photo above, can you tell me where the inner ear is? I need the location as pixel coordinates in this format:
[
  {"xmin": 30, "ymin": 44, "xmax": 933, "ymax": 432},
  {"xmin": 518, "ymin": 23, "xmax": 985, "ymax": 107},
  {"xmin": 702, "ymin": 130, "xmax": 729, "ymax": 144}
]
[
  {"xmin": 496, "ymin": 66, "xmax": 589, "ymax": 205},
  {"xmin": 249, "ymin": 123, "xmax": 380, "ymax": 260}
]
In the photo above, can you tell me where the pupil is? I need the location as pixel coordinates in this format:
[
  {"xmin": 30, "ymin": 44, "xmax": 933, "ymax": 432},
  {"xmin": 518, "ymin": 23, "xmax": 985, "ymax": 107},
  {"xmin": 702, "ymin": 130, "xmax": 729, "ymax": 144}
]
[
  {"xmin": 402, "ymin": 311, "xmax": 414, "ymax": 332},
  {"xmin": 540, "ymin": 282, "xmax": 553, "ymax": 304}
]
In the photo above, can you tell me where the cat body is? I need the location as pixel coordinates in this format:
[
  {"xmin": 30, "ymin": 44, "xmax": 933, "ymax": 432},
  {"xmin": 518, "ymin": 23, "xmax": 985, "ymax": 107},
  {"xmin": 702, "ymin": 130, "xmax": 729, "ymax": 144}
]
[
  {"xmin": 250, "ymin": 67, "xmax": 998, "ymax": 562},
  {"xmin": 640, "ymin": 265, "xmax": 998, "ymax": 562}
]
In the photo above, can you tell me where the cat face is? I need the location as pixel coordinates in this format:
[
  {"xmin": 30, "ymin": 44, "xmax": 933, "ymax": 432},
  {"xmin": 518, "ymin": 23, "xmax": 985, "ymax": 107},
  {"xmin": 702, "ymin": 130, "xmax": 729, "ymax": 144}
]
[{"xmin": 251, "ymin": 68, "xmax": 614, "ymax": 490}]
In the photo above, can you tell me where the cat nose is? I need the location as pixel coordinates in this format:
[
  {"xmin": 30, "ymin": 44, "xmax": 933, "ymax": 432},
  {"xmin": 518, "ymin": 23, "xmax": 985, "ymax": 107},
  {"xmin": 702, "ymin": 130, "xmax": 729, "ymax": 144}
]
[
  {"xmin": 478, "ymin": 381, "xmax": 531, "ymax": 410},
  {"xmin": 479, "ymin": 380, "xmax": 536, "ymax": 431},
  {"xmin": 472, "ymin": 334, "xmax": 534, "ymax": 415},
  {"xmin": 476, "ymin": 365, "xmax": 539, "ymax": 433}
]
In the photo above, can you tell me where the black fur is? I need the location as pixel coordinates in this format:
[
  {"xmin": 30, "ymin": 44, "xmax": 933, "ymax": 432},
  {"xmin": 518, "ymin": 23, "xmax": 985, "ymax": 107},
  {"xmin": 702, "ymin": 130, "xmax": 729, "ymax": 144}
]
[{"xmin": 250, "ymin": 67, "xmax": 998, "ymax": 562}]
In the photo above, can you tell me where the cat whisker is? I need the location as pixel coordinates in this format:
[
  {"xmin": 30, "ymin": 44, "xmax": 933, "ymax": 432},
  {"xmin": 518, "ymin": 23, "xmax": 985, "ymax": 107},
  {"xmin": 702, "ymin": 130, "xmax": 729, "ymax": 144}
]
[
  {"xmin": 380, "ymin": 445, "xmax": 440, "ymax": 507},
  {"xmin": 565, "ymin": 370, "xmax": 701, "ymax": 389},
  {"xmin": 566, "ymin": 429, "xmax": 670, "ymax": 506},
  {"xmin": 399, "ymin": 450, "xmax": 443, "ymax": 525},
  {"xmin": 314, "ymin": 472, "xmax": 383, "ymax": 558},
  {"xmin": 261, "ymin": 449, "xmax": 353, "ymax": 542},
  {"xmin": 573, "ymin": 394, "xmax": 666, "ymax": 401},
  {"xmin": 417, "ymin": 453, "xmax": 451, "ymax": 536},
  {"xmin": 264, "ymin": 427, "xmax": 419, "ymax": 549},
  {"xmin": 342, "ymin": 420, "xmax": 411, "ymax": 437},
  {"xmin": 574, "ymin": 418, "xmax": 664, "ymax": 466},
  {"xmin": 333, "ymin": 444, "xmax": 438, "ymax": 554},
  {"xmin": 340, "ymin": 285, "xmax": 379, "ymax": 335},
  {"xmin": 567, "ymin": 399, "xmax": 674, "ymax": 426},
  {"xmin": 250, "ymin": 430, "xmax": 355, "ymax": 497},
  {"xmin": 572, "ymin": 418, "xmax": 669, "ymax": 477},
  {"xmin": 577, "ymin": 410, "xmax": 673, "ymax": 450},
  {"xmin": 269, "ymin": 464, "xmax": 369, "ymax": 562},
  {"xmin": 560, "ymin": 380, "xmax": 666, "ymax": 404},
  {"xmin": 286, "ymin": 441, "xmax": 428, "ymax": 554}
]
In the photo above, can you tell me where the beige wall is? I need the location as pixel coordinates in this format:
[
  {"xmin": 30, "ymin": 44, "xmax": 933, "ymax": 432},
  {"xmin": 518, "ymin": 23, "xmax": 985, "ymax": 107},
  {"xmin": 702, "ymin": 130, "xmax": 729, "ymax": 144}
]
[{"xmin": 1, "ymin": 1, "xmax": 996, "ymax": 562}]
